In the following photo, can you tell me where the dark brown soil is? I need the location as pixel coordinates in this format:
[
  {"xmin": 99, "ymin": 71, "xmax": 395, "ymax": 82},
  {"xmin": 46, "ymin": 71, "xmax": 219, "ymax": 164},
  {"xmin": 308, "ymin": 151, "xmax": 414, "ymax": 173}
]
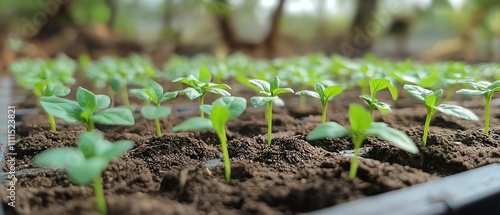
[{"xmin": 3, "ymin": 88, "xmax": 500, "ymax": 215}]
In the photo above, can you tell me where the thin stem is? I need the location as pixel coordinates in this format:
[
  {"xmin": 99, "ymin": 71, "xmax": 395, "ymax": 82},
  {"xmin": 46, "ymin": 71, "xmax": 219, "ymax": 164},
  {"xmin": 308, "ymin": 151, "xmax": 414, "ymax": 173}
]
[
  {"xmin": 200, "ymin": 94, "xmax": 206, "ymax": 118},
  {"xmin": 321, "ymin": 103, "xmax": 327, "ymax": 123},
  {"xmin": 423, "ymin": 109, "xmax": 434, "ymax": 147},
  {"xmin": 85, "ymin": 120, "xmax": 95, "ymax": 131},
  {"xmin": 109, "ymin": 88, "xmax": 115, "ymax": 107},
  {"xmin": 267, "ymin": 101, "xmax": 273, "ymax": 147},
  {"xmin": 485, "ymin": 94, "xmax": 492, "ymax": 135},
  {"xmin": 217, "ymin": 127, "xmax": 231, "ymax": 182},
  {"xmin": 155, "ymin": 118, "xmax": 163, "ymax": 137},
  {"xmin": 349, "ymin": 134, "xmax": 365, "ymax": 179},
  {"xmin": 369, "ymin": 104, "xmax": 374, "ymax": 121},
  {"xmin": 93, "ymin": 176, "xmax": 106, "ymax": 215},
  {"xmin": 121, "ymin": 88, "xmax": 131, "ymax": 110},
  {"xmin": 48, "ymin": 114, "xmax": 57, "ymax": 131}
]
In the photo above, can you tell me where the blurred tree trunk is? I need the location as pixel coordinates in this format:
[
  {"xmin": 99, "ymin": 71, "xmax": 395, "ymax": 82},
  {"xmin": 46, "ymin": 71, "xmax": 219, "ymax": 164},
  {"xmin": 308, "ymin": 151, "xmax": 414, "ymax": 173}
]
[
  {"xmin": 348, "ymin": 0, "xmax": 377, "ymax": 57},
  {"xmin": 105, "ymin": 0, "xmax": 118, "ymax": 27},
  {"xmin": 215, "ymin": 0, "xmax": 286, "ymax": 57},
  {"xmin": 261, "ymin": 0, "xmax": 286, "ymax": 57}
]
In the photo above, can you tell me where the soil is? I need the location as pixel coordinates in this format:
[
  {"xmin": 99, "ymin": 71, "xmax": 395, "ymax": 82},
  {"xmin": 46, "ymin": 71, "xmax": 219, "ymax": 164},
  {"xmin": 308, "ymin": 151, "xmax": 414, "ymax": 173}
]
[{"xmin": 3, "ymin": 86, "xmax": 500, "ymax": 215}]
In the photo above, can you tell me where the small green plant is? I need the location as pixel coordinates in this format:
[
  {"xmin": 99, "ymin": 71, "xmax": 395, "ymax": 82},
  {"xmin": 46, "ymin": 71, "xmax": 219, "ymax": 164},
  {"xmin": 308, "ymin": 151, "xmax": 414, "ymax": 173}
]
[
  {"xmin": 130, "ymin": 80, "xmax": 178, "ymax": 137},
  {"xmin": 307, "ymin": 104, "xmax": 418, "ymax": 179},
  {"xmin": 295, "ymin": 83, "xmax": 344, "ymax": 123},
  {"xmin": 40, "ymin": 83, "xmax": 71, "ymax": 131},
  {"xmin": 173, "ymin": 66, "xmax": 231, "ymax": 118},
  {"xmin": 404, "ymin": 84, "xmax": 479, "ymax": 146},
  {"xmin": 172, "ymin": 96, "xmax": 247, "ymax": 182},
  {"xmin": 359, "ymin": 79, "xmax": 398, "ymax": 120},
  {"xmin": 457, "ymin": 80, "xmax": 500, "ymax": 135},
  {"xmin": 41, "ymin": 87, "xmax": 135, "ymax": 131},
  {"xmin": 249, "ymin": 76, "xmax": 294, "ymax": 146},
  {"xmin": 34, "ymin": 131, "xmax": 133, "ymax": 215}
]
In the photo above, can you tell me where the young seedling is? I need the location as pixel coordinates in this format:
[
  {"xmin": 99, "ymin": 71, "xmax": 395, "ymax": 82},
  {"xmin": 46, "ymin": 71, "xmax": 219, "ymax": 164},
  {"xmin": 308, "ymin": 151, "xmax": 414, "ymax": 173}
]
[
  {"xmin": 40, "ymin": 83, "xmax": 71, "ymax": 131},
  {"xmin": 41, "ymin": 87, "xmax": 135, "ymax": 131},
  {"xmin": 359, "ymin": 79, "xmax": 398, "ymax": 121},
  {"xmin": 249, "ymin": 76, "xmax": 294, "ymax": 146},
  {"xmin": 307, "ymin": 104, "xmax": 418, "ymax": 179},
  {"xmin": 404, "ymin": 84, "xmax": 479, "ymax": 146},
  {"xmin": 33, "ymin": 131, "xmax": 133, "ymax": 215},
  {"xmin": 173, "ymin": 66, "xmax": 231, "ymax": 118},
  {"xmin": 130, "ymin": 80, "xmax": 178, "ymax": 137},
  {"xmin": 295, "ymin": 83, "xmax": 344, "ymax": 123},
  {"xmin": 457, "ymin": 80, "xmax": 500, "ymax": 135},
  {"xmin": 172, "ymin": 96, "xmax": 247, "ymax": 182}
]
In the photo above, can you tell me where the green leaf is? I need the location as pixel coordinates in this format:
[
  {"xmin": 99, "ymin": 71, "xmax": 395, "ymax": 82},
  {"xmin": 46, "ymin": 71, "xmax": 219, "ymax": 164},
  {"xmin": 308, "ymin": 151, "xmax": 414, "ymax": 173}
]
[
  {"xmin": 270, "ymin": 76, "xmax": 280, "ymax": 92},
  {"xmin": 365, "ymin": 125, "xmax": 418, "ymax": 154},
  {"xmin": 250, "ymin": 96, "xmax": 276, "ymax": 107},
  {"xmin": 306, "ymin": 122, "xmax": 350, "ymax": 140},
  {"xmin": 456, "ymin": 89, "xmax": 486, "ymax": 96},
  {"xmin": 403, "ymin": 84, "xmax": 433, "ymax": 102},
  {"xmin": 78, "ymin": 131, "xmax": 103, "ymax": 158},
  {"xmin": 144, "ymin": 89, "xmax": 158, "ymax": 103},
  {"xmin": 95, "ymin": 95, "xmax": 111, "ymax": 109},
  {"xmin": 207, "ymin": 83, "xmax": 231, "ymax": 90},
  {"xmin": 207, "ymin": 88, "xmax": 231, "ymax": 96},
  {"xmin": 91, "ymin": 108, "xmax": 135, "ymax": 125},
  {"xmin": 359, "ymin": 95, "xmax": 373, "ymax": 106},
  {"xmin": 110, "ymin": 76, "xmax": 122, "ymax": 92},
  {"xmin": 349, "ymin": 104, "xmax": 371, "ymax": 132},
  {"xmin": 141, "ymin": 105, "xmax": 171, "ymax": 120},
  {"xmin": 487, "ymin": 80, "xmax": 500, "ymax": 91},
  {"xmin": 200, "ymin": 104, "xmax": 213, "ymax": 116},
  {"xmin": 76, "ymin": 87, "xmax": 97, "ymax": 110},
  {"xmin": 373, "ymin": 102, "xmax": 392, "ymax": 113},
  {"xmin": 160, "ymin": 91, "xmax": 179, "ymax": 102},
  {"xmin": 172, "ymin": 117, "xmax": 213, "ymax": 132},
  {"xmin": 272, "ymin": 87, "xmax": 294, "ymax": 95},
  {"xmin": 40, "ymin": 97, "xmax": 82, "ymax": 122},
  {"xmin": 101, "ymin": 140, "xmax": 133, "ymax": 161},
  {"xmin": 210, "ymin": 105, "xmax": 231, "ymax": 134},
  {"xmin": 274, "ymin": 97, "xmax": 285, "ymax": 107},
  {"xmin": 323, "ymin": 85, "xmax": 344, "ymax": 99},
  {"xmin": 249, "ymin": 79, "xmax": 271, "ymax": 95},
  {"xmin": 424, "ymin": 94, "xmax": 437, "ymax": 107},
  {"xmin": 434, "ymin": 104, "xmax": 479, "ymax": 121},
  {"xmin": 199, "ymin": 66, "xmax": 212, "ymax": 83},
  {"xmin": 68, "ymin": 157, "xmax": 108, "ymax": 185},
  {"xmin": 212, "ymin": 96, "xmax": 247, "ymax": 119},
  {"xmin": 369, "ymin": 79, "xmax": 390, "ymax": 94},
  {"xmin": 33, "ymin": 148, "xmax": 85, "ymax": 169},
  {"xmin": 388, "ymin": 84, "xmax": 398, "ymax": 100},
  {"xmin": 433, "ymin": 89, "xmax": 443, "ymax": 102},
  {"xmin": 130, "ymin": 89, "xmax": 150, "ymax": 101},
  {"xmin": 150, "ymin": 81, "xmax": 164, "ymax": 99},
  {"xmin": 183, "ymin": 87, "xmax": 202, "ymax": 100},
  {"xmin": 43, "ymin": 83, "xmax": 70, "ymax": 97},
  {"xmin": 314, "ymin": 83, "xmax": 326, "ymax": 98},
  {"xmin": 295, "ymin": 90, "xmax": 320, "ymax": 99}
]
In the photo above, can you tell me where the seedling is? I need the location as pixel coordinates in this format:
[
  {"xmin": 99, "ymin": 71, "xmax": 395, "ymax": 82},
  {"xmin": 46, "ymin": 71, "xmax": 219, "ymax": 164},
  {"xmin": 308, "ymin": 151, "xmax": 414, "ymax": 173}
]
[
  {"xmin": 40, "ymin": 83, "xmax": 71, "ymax": 131},
  {"xmin": 457, "ymin": 80, "xmax": 500, "ymax": 135},
  {"xmin": 34, "ymin": 131, "xmax": 133, "ymax": 215},
  {"xmin": 173, "ymin": 66, "xmax": 231, "ymax": 118},
  {"xmin": 41, "ymin": 87, "xmax": 135, "ymax": 131},
  {"xmin": 404, "ymin": 84, "xmax": 479, "ymax": 146},
  {"xmin": 172, "ymin": 96, "xmax": 247, "ymax": 182},
  {"xmin": 130, "ymin": 80, "xmax": 178, "ymax": 137},
  {"xmin": 249, "ymin": 76, "xmax": 294, "ymax": 146},
  {"xmin": 295, "ymin": 83, "xmax": 344, "ymax": 123},
  {"xmin": 359, "ymin": 79, "xmax": 398, "ymax": 120},
  {"xmin": 307, "ymin": 104, "xmax": 418, "ymax": 179}
]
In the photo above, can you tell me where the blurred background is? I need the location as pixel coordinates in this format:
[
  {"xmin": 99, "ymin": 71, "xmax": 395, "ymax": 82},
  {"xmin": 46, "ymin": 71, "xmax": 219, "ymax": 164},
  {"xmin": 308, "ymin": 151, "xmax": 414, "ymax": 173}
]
[{"xmin": 1, "ymin": 0, "xmax": 500, "ymax": 70}]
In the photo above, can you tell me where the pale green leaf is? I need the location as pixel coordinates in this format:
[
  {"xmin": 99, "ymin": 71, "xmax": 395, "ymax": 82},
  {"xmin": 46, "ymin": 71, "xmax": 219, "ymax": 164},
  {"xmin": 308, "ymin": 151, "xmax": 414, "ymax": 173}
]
[
  {"xmin": 435, "ymin": 104, "xmax": 479, "ymax": 121},
  {"xmin": 141, "ymin": 105, "xmax": 171, "ymax": 120},
  {"xmin": 91, "ymin": 108, "xmax": 135, "ymax": 125},
  {"xmin": 365, "ymin": 126, "xmax": 418, "ymax": 154},
  {"xmin": 172, "ymin": 117, "xmax": 213, "ymax": 132},
  {"xmin": 307, "ymin": 122, "xmax": 350, "ymax": 140},
  {"xmin": 250, "ymin": 96, "xmax": 276, "ymax": 107},
  {"xmin": 349, "ymin": 104, "xmax": 371, "ymax": 132}
]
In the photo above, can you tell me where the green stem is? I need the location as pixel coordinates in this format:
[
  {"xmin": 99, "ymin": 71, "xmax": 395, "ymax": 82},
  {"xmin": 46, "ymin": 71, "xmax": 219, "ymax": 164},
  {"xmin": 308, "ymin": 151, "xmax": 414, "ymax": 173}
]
[
  {"xmin": 299, "ymin": 95, "xmax": 306, "ymax": 109},
  {"xmin": 485, "ymin": 95, "xmax": 492, "ymax": 135},
  {"xmin": 200, "ymin": 94, "xmax": 206, "ymax": 118},
  {"xmin": 86, "ymin": 121, "xmax": 95, "ymax": 131},
  {"xmin": 155, "ymin": 118, "xmax": 163, "ymax": 137},
  {"xmin": 216, "ymin": 127, "xmax": 231, "ymax": 182},
  {"xmin": 267, "ymin": 101, "xmax": 273, "ymax": 147},
  {"xmin": 48, "ymin": 114, "xmax": 57, "ymax": 131},
  {"xmin": 109, "ymin": 88, "xmax": 115, "ymax": 107},
  {"xmin": 93, "ymin": 176, "xmax": 106, "ymax": 215},
  {"xmin": 121, "ymin": 88, "xmax": 131, "ymax": 110},
  {"xmin": 321, "ymin": 103, "xmax": 327, "ymax": 123},
  {"xmin": 349, "ymin": 134, "xmax": 365, "ymax": 179},
  {"xmin": 369, "ymin": 104, "xmax": 374, "ymax": 121},
  {"xmin": 423, "ymin": 110, "xmax": 433, "ymax": 147}
]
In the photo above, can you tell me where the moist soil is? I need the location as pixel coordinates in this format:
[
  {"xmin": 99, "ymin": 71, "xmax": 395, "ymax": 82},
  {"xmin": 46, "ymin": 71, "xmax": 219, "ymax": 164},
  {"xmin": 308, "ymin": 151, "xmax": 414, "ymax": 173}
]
[{"xmin": 3, "ymin": 88, "xmax": 500, "ymax": 215}]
